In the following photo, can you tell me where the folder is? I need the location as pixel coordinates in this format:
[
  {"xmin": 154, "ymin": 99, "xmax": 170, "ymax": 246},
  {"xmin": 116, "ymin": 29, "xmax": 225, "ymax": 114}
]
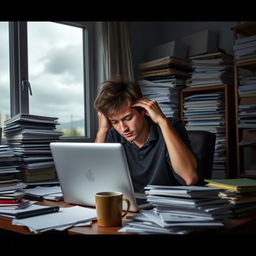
[{"xmin": 205, "ymin": 178, "xmax": 256, "ymax": 193}]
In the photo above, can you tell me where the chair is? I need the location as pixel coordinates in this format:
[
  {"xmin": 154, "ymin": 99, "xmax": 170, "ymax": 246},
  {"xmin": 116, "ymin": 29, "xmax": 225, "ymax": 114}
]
[{"xmin": 187, "ymin": 130, "xmax": 216, "ymax": 185}]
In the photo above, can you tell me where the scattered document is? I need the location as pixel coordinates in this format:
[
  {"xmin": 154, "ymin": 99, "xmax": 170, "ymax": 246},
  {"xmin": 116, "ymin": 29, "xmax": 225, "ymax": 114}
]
[{"xmin": 12, "ymin": 205, "xmax": 96, "ymax": 233}]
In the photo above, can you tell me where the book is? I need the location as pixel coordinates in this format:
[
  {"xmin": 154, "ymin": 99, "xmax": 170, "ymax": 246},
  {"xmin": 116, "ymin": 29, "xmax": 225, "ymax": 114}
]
[
  {"xmin": 138, "ymin": 56, "xmax": 192, "ymax": 72},
  {"xmin": 205, "ymin": 178, "xmax": 256, "ymax": 193},
  {"xmin": 0, "ymin": 198, "xmax": 21, "ymax": 204}
]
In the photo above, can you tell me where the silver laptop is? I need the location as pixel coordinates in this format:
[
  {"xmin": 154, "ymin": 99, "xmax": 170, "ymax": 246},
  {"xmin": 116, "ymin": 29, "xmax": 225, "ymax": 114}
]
[{"xmin": 50, "ymin": 142, "xmax": 151, "ymax": 212}]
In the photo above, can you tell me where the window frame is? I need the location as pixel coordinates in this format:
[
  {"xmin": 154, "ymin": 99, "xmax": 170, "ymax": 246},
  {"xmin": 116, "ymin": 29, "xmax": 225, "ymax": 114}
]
[{"xmin": 8, "ymin": 21, "xmax": 97, "ymax": 142}]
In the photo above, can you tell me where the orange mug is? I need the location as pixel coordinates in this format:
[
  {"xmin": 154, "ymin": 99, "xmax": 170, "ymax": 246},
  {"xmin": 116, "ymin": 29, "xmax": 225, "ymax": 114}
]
[{"xmin": 95, "ymin": 192, "xmax": 130, "ymax": 227}]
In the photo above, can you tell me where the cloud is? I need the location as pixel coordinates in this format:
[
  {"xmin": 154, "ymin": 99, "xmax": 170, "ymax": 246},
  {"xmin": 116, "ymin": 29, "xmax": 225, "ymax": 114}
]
[
  {"xmin": 0, "ymin": 82, "xmax": 10, "ymax": 114},
  {"xmin": 28, "ymin": 72, "xmax": 84, "ymax": 123},
  {"xmin": 42, "ymin": 44, "xmax": 84, "ymax": 84}
]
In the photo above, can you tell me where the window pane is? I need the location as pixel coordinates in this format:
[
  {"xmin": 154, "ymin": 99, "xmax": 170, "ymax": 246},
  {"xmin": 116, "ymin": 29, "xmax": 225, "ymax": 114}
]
[
  {"xmin": 27, "ymin": 22, "xmax": 85, "ymax": 137},
  {"xmin": 0, "ymin": 22, "xmax": 10, "ymax": 137}
]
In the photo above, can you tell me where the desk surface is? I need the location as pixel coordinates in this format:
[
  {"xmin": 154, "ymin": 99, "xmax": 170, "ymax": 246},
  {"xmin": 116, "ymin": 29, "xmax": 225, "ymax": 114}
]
[{"xmin": 1, "ymin": 199, "xmax": 256, "ymax": 235}]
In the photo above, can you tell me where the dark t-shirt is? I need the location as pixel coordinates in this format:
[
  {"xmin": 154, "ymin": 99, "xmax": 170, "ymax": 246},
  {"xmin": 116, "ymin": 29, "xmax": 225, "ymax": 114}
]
[{"xmin": 106, "ymin": 117, "xmax": 195, "ymax": 192}]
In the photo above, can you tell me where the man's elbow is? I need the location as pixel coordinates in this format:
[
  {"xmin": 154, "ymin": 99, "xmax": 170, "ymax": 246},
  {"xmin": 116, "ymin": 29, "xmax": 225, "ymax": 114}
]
[
  {"xmin": 185, "ymin": 159, "xmax": 199, "ymax": 185},
  {"xmin": 184, "ymin": 171, "xmax": 199, "ymax": 186}
]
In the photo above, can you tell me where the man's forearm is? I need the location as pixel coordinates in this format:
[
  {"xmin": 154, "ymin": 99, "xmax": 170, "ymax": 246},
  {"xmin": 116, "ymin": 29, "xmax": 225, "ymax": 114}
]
[
  {"xmin": 95, "ymin": 130, "xmax": 108, "ymax": 142},
  {"xmin": 158, "ymin": 118, "xmax": 198, "ymax": 185}
]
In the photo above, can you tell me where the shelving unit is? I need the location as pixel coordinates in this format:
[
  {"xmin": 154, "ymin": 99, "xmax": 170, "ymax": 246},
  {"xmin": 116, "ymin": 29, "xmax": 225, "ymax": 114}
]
[
  {"xmin": 231, "ymin": 22, "xmax": 256, "ymax": 178},
  {"xmin": 180, "ymin": 84, "xmax": 236, "ymax": 179}
]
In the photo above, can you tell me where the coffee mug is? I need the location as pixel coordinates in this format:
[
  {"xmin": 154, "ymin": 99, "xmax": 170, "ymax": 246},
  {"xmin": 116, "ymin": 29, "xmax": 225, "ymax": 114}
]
[{"xmin": 95, "ymin": 192, "xmax": 130, "ymax": 227}]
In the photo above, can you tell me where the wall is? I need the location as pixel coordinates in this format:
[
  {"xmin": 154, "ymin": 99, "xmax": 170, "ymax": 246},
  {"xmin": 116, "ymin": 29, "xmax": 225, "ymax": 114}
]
[{"xmin": 129, "ymin": 21, "xmax": 241, "ymax": 78}]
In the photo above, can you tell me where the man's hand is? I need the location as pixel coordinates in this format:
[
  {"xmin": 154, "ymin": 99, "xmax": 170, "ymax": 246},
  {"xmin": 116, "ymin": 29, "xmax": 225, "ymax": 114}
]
[
  {"xmin": 97, "ymin": 111, "xmax": 112, "ymax": 133},
  {"xmin": 95, "ymin": 112, "xmax": 112, "ymax": 142},
  {"xmin": 132, "ymin": 98, "xmax": 167, "ymax": 125}
]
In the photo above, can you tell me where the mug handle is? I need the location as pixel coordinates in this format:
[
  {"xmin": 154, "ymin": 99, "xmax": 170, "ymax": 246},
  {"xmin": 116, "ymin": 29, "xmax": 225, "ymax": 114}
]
[{"xmin": 121, "ymin": 198, "xmax": 130, "ymax": 218}]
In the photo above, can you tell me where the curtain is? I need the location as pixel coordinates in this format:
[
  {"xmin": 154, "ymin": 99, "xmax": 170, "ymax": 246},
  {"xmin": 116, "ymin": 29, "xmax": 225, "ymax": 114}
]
[{"xmin": 101, "ymin": 22, "xmax": 134, "ymax": 81}]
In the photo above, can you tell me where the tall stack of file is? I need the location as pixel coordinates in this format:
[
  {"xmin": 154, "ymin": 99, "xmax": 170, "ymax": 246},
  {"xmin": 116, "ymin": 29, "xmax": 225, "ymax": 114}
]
[
  {"xmin": 183, "ymin": 91, "xmax": 227, "ymax": 178},
  {"xmin": 118, "ymin": 185, "xmax": 231, "ymax": 235},
  {"xmin": 185, "ymin": 50, "xmax": 234, "ymax": 88},
  {"xmin": 137, "ymin": 56, "xmax": 192, "ymax": 119},
  {"xmin": 238, "ymin": 75, "xmax": 256, "ymax": 129},
  {"xmin": 0, "ymin": 145, "xmax": 21, "ymax": 185},
  {"xmin": 3, "ymin": 114, "xmax": 63, "ymax": 185},
  {"xmin": 233, "ymin": 34, "xmax": 256, "ymax": 61}
]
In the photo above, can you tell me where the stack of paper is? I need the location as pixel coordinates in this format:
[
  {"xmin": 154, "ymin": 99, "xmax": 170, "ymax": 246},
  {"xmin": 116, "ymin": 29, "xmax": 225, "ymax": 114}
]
[
  {"xmin": 119, "ymin": 185, "xmax": 231, "ymax": 235},
  {"xmin": 24, "ymin": 185, "xmax": 63, "ymax": 201},
  {"xmin": 233, "ymin": 34, "xmax": 256, "ymax": 60},
  {"xmin": 183, "ymin": 92, "xmax": 227, "ymax": 178},
  {"xmin": 186, "ymin": 50, "xmax": 234, "ymax": 88},
  {"xmin": 238, "ymin": 75, "xmax": 256, "ymax": 129},
  {"xmin": 12, "ymin": 205, "xmax": 96, "ymax": 233},
  {"xmin": 137, "ymin": 56, "xmax": 191, "ymax": 119},
  {"xmin": 138, "ymin": 79, "xmax": 184, "ymax": 118},
  {"xmin": 3, "ymin": 114, "xmax": 63, "ymax": 185},
  {"xmin": 0, "ymin": 145, "xmax": 21, "ymax": 185}
]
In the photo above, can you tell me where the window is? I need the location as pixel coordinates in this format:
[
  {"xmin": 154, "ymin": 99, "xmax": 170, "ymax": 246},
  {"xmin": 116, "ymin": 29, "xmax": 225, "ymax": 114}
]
[
  {"xmin": 27, "ymin": 22, "xmax": 85, "ymax": 137},
  {"xmin": 0, "ymin": 22, "xmax": 11, "ymax": 133},
  {"xmin": 8, "ymin": 22, "xmax": 96, "ymax": 140}
]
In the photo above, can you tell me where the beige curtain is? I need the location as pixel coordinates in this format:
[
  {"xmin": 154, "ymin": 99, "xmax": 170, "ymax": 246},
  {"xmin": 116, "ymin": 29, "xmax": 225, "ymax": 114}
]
[{"xmin": 101, "ymin": 22, "xmax": 134, "ymax": 81}]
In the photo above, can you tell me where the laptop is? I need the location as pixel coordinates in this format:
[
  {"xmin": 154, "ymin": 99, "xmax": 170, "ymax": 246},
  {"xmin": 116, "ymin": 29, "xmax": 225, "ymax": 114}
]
[{"xmin": 50, "ymin": 142, "xmax": 152, "ymax": 212}]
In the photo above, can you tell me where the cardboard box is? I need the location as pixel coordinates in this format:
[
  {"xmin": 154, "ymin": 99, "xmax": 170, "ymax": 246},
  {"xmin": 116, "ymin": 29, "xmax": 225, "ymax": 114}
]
[
  {"xmin": 180, "ymin": 29, "xmax": 218, "ymax": 57},
  {"xmin": 145, "ymin": 40, "xmax": 188, "ymax": 61}
]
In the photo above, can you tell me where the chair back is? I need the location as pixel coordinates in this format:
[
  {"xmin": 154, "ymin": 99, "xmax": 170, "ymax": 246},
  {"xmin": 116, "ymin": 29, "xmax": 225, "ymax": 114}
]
[{"xmin": 187, "ymin": 130, "xmax": 216, "ymax": 185}]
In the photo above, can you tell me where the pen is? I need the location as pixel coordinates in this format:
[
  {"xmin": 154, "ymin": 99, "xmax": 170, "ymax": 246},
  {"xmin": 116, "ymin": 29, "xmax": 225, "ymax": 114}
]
[
  {"xmin": 24, "ymin": 193, "xmax": 44, "ymax": 201},
  {"xmin": 15, "ymin": 206, "xmax": 60, "ymax": 219}
]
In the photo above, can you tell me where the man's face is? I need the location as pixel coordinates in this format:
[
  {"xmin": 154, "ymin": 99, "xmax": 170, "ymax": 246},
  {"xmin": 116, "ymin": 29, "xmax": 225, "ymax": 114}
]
[{"xmin": 108, "ymin": 101, "xmax": 147, "ymax": 143}]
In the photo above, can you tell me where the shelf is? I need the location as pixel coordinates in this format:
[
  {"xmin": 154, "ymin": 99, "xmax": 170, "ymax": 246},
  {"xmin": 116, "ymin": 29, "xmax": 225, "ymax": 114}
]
[
  {"xmin": 235, "ymin": 57, "xmax": 256, "ymax": 71},
  {"xmin": 232, "ymin": 22, "xmax": 256, "ymax": 178},
  {"xmin": 239, "ymin": 94, "xmax": 256, "ymax": 98},
  {"xmin": 239, "ymin": 143, "xmax": 256, "ymax": 147},
  {"xmin": 231, "ymin": 21, "xmax": 256, "ymax": 37},
  {"xmin": 181, "ymin": 84, "xmax": 226, "ymax": 93},
  {"xmin": 240, "ymin": 173, "xmax": 256, "ymax": 178}
]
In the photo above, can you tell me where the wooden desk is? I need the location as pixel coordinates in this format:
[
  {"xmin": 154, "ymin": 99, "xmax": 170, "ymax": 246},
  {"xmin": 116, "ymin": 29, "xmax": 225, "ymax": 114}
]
[{"xmin": 1, "ymin": 199, "xmax": 256, "ymax": 235}]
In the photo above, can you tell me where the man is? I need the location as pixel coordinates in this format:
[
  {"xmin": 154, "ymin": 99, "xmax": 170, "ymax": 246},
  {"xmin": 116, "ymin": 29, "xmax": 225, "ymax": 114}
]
[{"xmin": 94, "ymin": 77, "xmax": 199, "ymax": 192}]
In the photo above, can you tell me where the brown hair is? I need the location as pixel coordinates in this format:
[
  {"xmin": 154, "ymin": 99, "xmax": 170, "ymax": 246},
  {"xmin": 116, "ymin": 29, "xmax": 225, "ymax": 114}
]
[{"xmin": 94, "ymin": 77, "xmax": 142, "ymax": 116}]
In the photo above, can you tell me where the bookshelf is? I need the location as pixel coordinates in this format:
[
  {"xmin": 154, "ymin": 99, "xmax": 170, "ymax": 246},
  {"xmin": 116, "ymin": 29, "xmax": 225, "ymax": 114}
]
[
  {"xmin": 231, "ymin": 22, "xmax": 256, "ymax": 178},
  {"xmin": 180, "ymin": 84, "xmax": 236, "ymax": 179}
]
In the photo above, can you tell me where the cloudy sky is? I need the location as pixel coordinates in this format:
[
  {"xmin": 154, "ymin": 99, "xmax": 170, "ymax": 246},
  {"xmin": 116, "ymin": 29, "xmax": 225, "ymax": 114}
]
[
  {"xmin": 0, "ymin": 22, "xmax": 10, "ymax": 119},
  {"xmin": 0, "ymin": 22, "xmax": 85, "ymax": 130}
]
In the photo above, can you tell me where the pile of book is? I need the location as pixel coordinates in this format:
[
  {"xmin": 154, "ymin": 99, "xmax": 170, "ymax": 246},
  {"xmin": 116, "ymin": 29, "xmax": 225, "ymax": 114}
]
[
  {"xmin": 185, "ymin": 49, "xmax": 234, "ymax": 88},
  {"xmin": 205, "ymin": 178, "xmax": 256, "ymax": 218},
  {"xmin": 137, "ymin": 56, "xmax": 192, "ymax": 119},
  {"xmin": 118, "ymin": 185, "xmax": 231, "ymax": 234},
  {"xmin": 3, "ymin": 113, "xmax": 63, "ymax": 185},
  {"xmin": 0, "ymin": 182, "xmax": 30, "ymax": 214}
]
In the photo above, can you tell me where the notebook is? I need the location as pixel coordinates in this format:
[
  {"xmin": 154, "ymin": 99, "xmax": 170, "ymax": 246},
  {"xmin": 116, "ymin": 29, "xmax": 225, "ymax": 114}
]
[{"xmin": 50, "ymin": 142, "xmax": 152, "ymax": 212}]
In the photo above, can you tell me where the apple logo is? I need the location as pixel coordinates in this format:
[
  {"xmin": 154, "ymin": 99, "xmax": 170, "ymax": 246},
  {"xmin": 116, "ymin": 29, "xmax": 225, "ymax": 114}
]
[{"xmin": 84, "ymin": 168, "xmax": 95, "ymax": 181}]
